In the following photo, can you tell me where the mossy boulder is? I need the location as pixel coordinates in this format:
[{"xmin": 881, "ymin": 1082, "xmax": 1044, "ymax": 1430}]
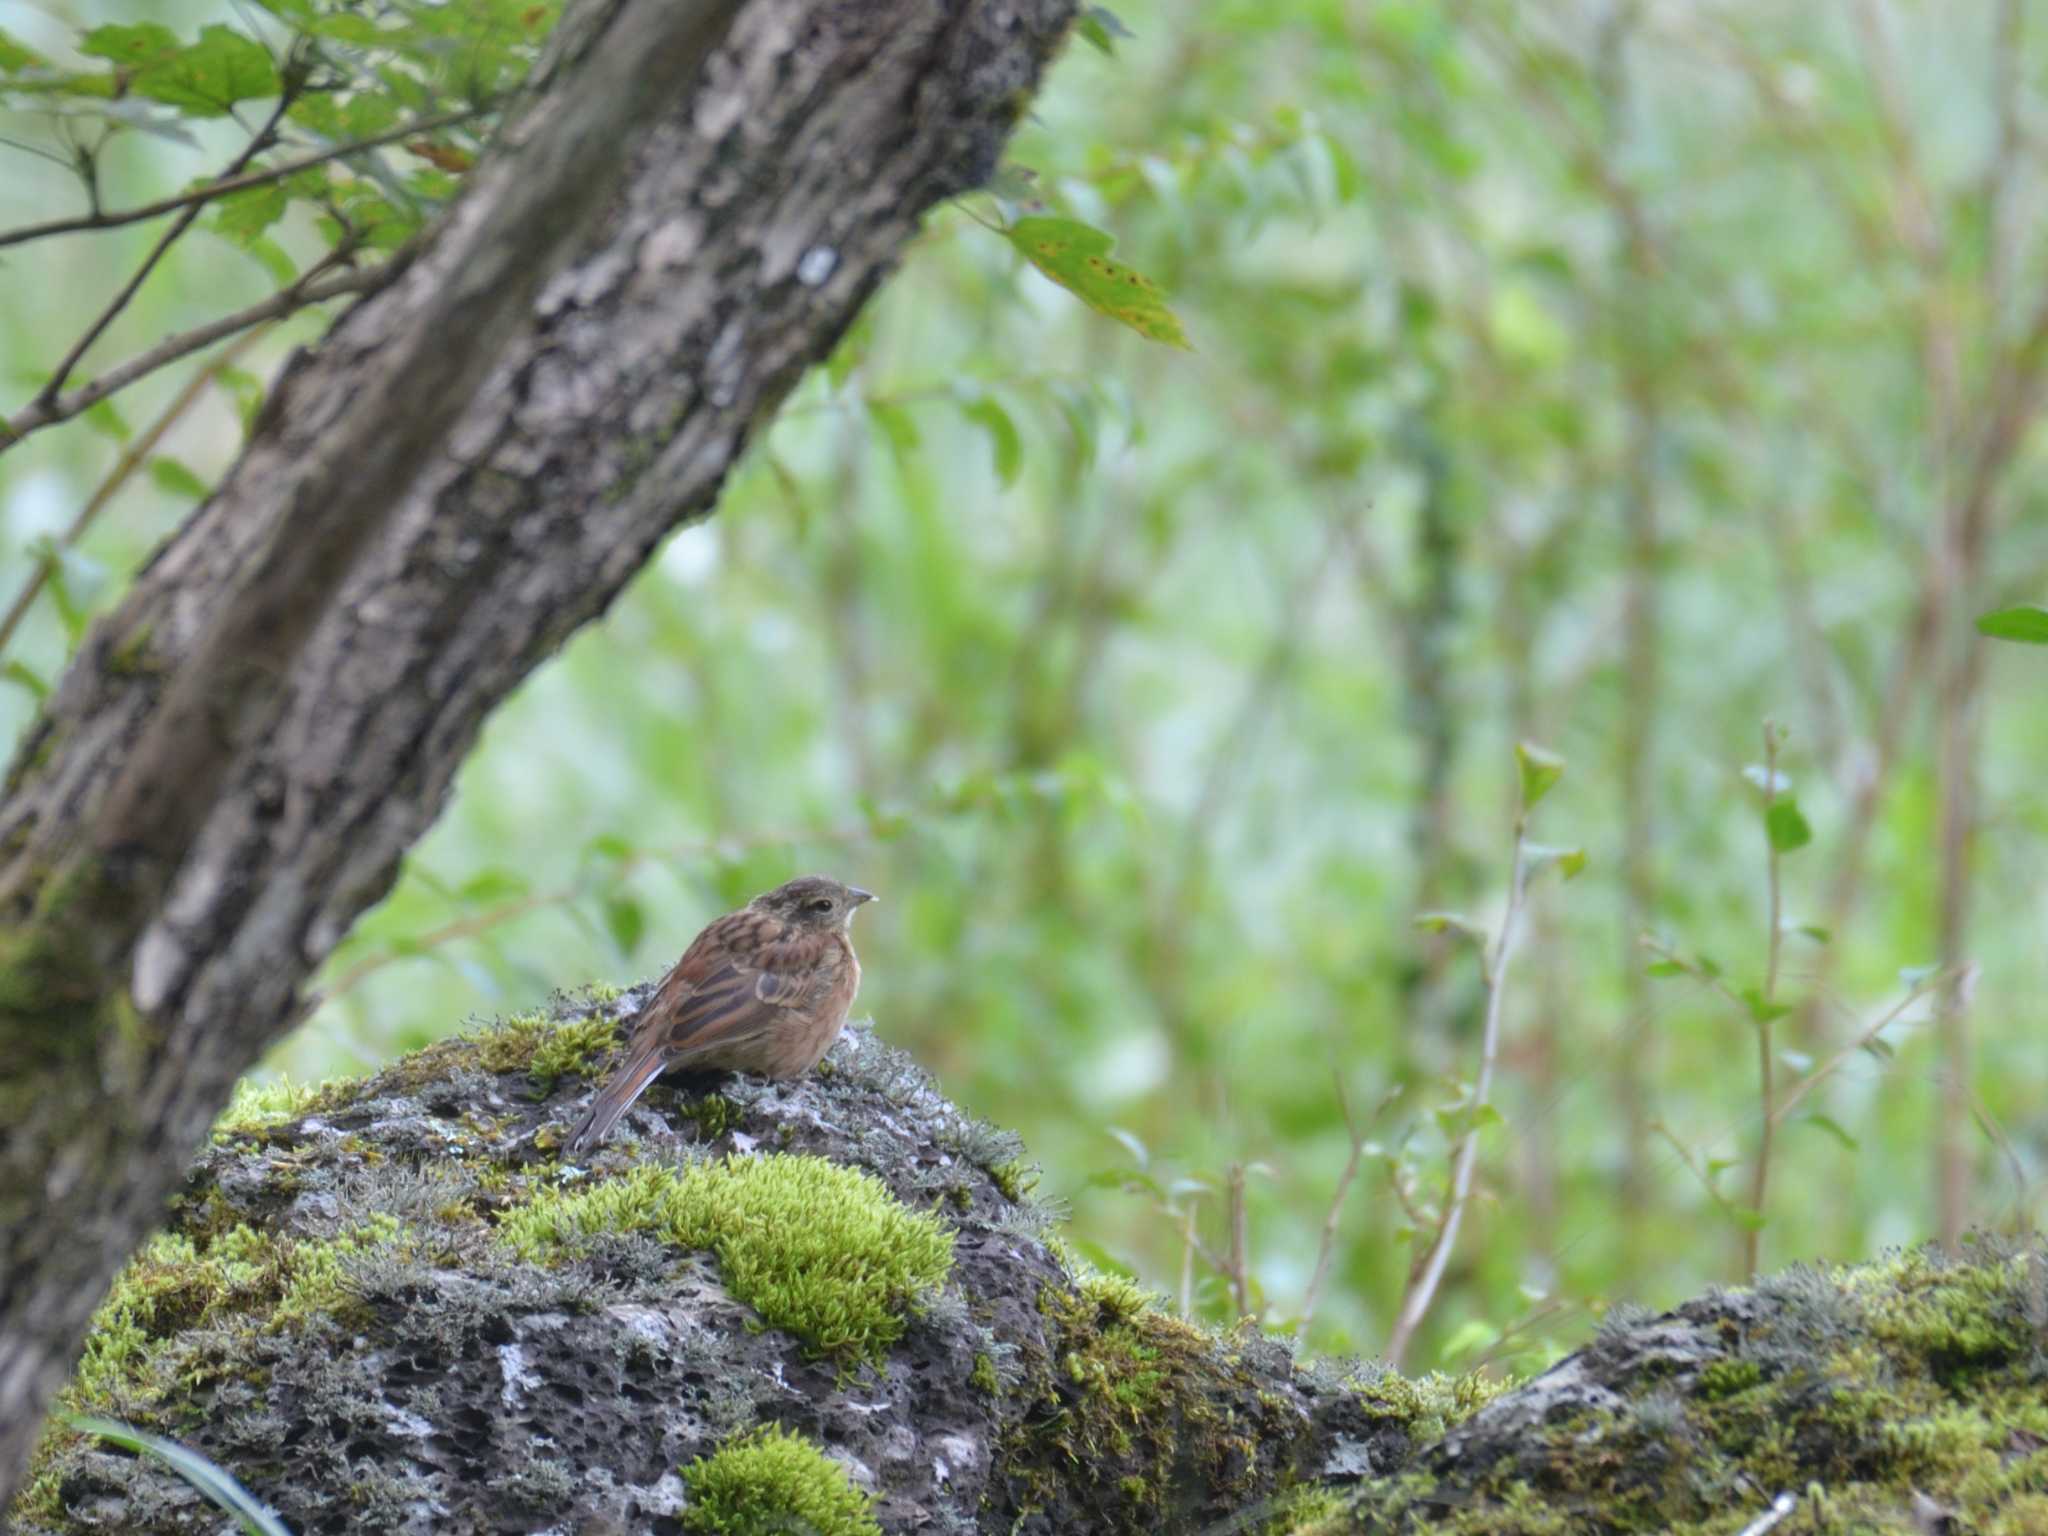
[
  {"xmin": 1304, "ymin": 1244, "xmax": 2048, "ymax": 1535},
  {"xmin": 14, "ymin": 985, "xmax": 2038, "ymax": 1535},
  {"xmin": 10, "ymin": 990, "xmax": 1388, "ymax": 1534}
]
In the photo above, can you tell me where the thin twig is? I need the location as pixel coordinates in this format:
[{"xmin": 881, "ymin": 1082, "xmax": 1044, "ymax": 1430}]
[
  {"xmin": 1768, "ymin": 971, "xmax": 1940, "ymax": 1131},
  {"xmin": 1385, "ymin": 788, "xmax": 1536, "ymax": 1366},
  {"xmin": 1295, "ymin": 1073, "xmax": 1368, "ymax": 1347},
  {"xmin": 1225, "ymin": 1163, "xmax": 1252, "ymax": 1321},
  {"xmin": 2, "ymin": 265, "xmax": 383, "ymax": 448},
  {"xmin": 0, "ymin": 106, "xmax": 491, "ymax": 252},
  {"xmin": 1745, "ymin": 722, "xmax": 1785, "ymax": 1277},
  {"xmin": 36, "ymin": 92, "xmax": 297, "ymax": 412},
  {"xmin": 0, "ymin": 326, "xmax": 274, "ymax": 661}
]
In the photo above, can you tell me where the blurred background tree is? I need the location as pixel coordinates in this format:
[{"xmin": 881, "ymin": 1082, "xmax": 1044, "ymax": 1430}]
[{"xmin": 3, "ymin": 0, "xmax": 2045, "ymax": 1374}]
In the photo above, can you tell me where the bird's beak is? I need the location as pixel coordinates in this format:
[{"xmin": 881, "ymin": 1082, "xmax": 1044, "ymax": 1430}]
[{"xmin": 849, "ymin": 887, "xmax": 877, "ymax": 905}]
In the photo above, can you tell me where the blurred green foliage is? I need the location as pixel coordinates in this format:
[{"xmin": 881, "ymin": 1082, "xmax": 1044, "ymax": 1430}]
[{"xmin": 3, "ymin": 0, "xmax": 2047, "ymax": 1375}]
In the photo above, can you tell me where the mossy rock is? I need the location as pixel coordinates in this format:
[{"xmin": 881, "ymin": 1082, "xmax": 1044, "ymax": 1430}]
[
  {"xmin": 26, "ymin": 984, "xmax": 2027, "ymax": 1535},
  {"xmin": 9, "ymin": 993, "xmax": 1384, "ymax": 1534},
  {"xmin": 1321, "ymin": 1242, "xmax": 2048, "ymax": 1535}
]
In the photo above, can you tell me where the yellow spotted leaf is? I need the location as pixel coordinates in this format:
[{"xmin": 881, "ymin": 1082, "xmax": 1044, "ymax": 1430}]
[{"xmin": 1004, "ymin": 215, "xmax": 1192, "ymax": 351}]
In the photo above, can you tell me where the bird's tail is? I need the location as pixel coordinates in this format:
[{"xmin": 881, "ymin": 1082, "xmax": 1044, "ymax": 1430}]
[{"xmin": 564, "ymin": 1039, "xmax": 668, "ymax": 1155}]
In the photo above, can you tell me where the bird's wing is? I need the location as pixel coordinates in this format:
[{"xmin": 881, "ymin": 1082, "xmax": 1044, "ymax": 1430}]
[{"xmin": 648, "ymin": 911, "xmax": 816, "ymax": 1059}]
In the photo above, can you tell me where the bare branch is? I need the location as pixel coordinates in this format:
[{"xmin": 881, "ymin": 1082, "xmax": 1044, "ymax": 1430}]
[
  {"xmin": 1225, "ymin": 1163, "xmax": 1253, "ymax": 1323},
  {"xmin": 1385, "ymin": 782, "xmax": 1538, "ymax": 1366},
  {"xmin": 1, "ymin": 265, "xmax": 383, "ymax": 449},
  {"xmin": 0, "ymin": 106, "xmax": 491, "ymax": 253},
  {"xmin": 1295, "ymin": 1073, "xmax": 1368, "ymax": 1347},
  {"xmin": 35, "ymin": 93, "xmax": 297, "ymax": 414},
  {"xmin": 0, "ymin": 326, "xmax": 273, "ymax": 661}
]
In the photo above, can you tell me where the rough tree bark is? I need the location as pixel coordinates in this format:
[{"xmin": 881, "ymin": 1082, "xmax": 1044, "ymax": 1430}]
[{"xmin": 0, "ymin": 0, "xmax": 1074, "ymax": 1505}]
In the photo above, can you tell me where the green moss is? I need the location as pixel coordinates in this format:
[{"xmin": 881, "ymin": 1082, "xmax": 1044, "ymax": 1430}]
[
  {"xmin": 1349, "ymin": 1366, "xmax": 1507, "ymax": 1440},
  {"xmin": 680, "ymin": 1423, "xmax": 880, "ymax": 1536},
  {"xmin": 970, "ymin": 1351, "xmax": 1002, "ymax": 1395},
  {"xmin": 71, "ymin": 1216, "xmax": 406, "ymax": 1411},
  {"xmin": 1346, "ymin": 1247, "xmax": 2048, "ymax": 1536},
  {"xmin": 1852, "ymin": 1248, "xmax": 2040, "ymax": 1377},
  {"xmin": 1006, "ymin": 1276, "xmax": 1302, "ymax": 1530},
  {"xmin": 1075, "ymin": 1268, "xmax": 1153, "ymax": 1322},
  {"xmin": 1695, "ymin": 1358, "xmax": 1762, "ymax": 1399},
  {"xmin": 471, "ymin": 1008, "xmax": 620, "ymax": 1090},
  {"xmin": 212, "ymin": 1072, "xmax": 358, "ymax": 1136},
  {"xmin": 681, "ymin": 1093, "xmax": 737, "ymax": 1139},
  {"xmin": 104, "ymin": 621, "xmax": 157, "ymax": 677},
  {"xmin": 989, "ymin": 1158, "xmax": 1038, "ymax": 1202},
  {"xmin": 1255, "ymin": 1486, "xmax": 1348, "ymax": 1536},
  {"xmin": 499, "ymin": 1154, "xmax": 954, "ymax": 1363}
]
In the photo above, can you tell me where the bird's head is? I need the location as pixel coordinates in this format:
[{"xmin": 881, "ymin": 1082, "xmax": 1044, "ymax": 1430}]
[{"xmin": 752, "ymin": 875, "xmax": 877, "ymax": 931}]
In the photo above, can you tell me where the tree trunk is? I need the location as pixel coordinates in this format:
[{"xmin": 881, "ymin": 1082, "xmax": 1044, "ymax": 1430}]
[{"xmin": 0, "ymin": 0, "xmax": 1074, "ymax": 1505}]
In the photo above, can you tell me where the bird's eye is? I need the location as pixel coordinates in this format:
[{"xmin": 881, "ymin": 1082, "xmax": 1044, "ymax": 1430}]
[{"xmin": 808, "ymin": 897, "xmax": 834, "ymax": 913}]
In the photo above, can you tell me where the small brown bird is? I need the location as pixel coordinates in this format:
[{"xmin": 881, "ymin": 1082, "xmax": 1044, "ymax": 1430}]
[{"xmin": 564, "ymin": 875, "xmax": 876, "ymax": 1154}]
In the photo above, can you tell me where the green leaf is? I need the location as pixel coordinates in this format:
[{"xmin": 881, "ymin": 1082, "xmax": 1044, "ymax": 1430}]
[
  {"xmin": 242, "ymin": 235, "xmax": 298, "ymax": 286},
  {"xmin": 212, "ymin": 181, "xmax": 289, "ymax": 245},
  {"xmin": 1739, "ymin": 987, "xmax": 1792, "ymax": 1025},
  {"xmin": 1003, "ymin": 216, "xmax": 1192, "ymax": 351},
  {"xmin": 1790, "ymin": 923, "xmax": 1831, "ymax": 944},
  {"xmin": 1975, "ymin": 604, "xmax": 2048, "ymax": 645},
  {"xmin": 31, "ymin": 538, "xmax": 89, "ymax": 643},
  {"xmin": 1765, "ymin": 799, "xmax": 1812, "ymax": 853},
  {"xmin": 148, "ymin": 456, "xmax": 209, "ymax": 499},
  {"xmin": 1515, "ymin": 740, "xmax": 1565, "ymax": 809},
  {"xmin": 869, "ymin": 400, "xmax": 921, "ymax": 473},
  {"xmin": 457, "ymin": 868, "xmax": 528, "ymax": 904},
  {"xmin": 1645, "ymin": 959, "xmax": 1687, "ymax": 977},
  {"xmin": 1726, "ymin": 1205, "xmax": 1768, "ymax": 1233},
  {"xmin": 1414, "ymin": 910, "xmax": 1487, "ymax": 943},
  {"xmin": 583, "ymin": 833, "xmax": 634, "ymax": 864},
  {"xmin": 2, "ymin": 660, "xmax": 48, "ymax": 700},
  {"xmin": 78, "ymin": 22, "xmax": 184, "ymax": 69},
  {"xmin": 1076, "ymin": 5, "xmax": 1136, "ymax": 55},
  {"xmin": 1800, "ymin": 1114, "xmax": 1858, "ymax": 1151},
  {"xmin": 1433, "ymin": 1100, "xmax": 1505, "ymax": 1140},
  {"xmin": 602, "ymin": 894, "xmax": 644, "ymax": 957},
  {"xmin": 81, "ymin": 397, "xmax": 131, "ymax": 442},
  {"xmin": 0, "ymin": 26, "xmax": 45, "ymax": 72},
  {"xmin": 132, "ymin": 25, "xmax": 281, "ymax": 115},
  {"xmin": 1525, "ymin": 843, "xmax": 1586, "ymax": 881},
  {"xmin": 306, "ymin": 13, "xmax": 384, "ymax": 45},
  {"xmin": 67, "ymin": 1416, "xmax": 291, "ymax": 1536},
  {"xmin": 960, "ymin": 394, "xmax": 1023, "ymax": 488}
]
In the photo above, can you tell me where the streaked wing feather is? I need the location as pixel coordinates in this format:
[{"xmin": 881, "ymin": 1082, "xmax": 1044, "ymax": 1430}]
[{"xmin": 659, "ymin": 949, "xmax": 814, "ymax": 1058}]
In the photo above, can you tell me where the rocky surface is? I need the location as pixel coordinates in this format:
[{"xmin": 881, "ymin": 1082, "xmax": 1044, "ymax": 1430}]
[
  {"xmin": 15, "ymin": 988, "xmax": 2047, "ymax": 1536},
  {"xmin": 11, "ymin": 993, "xmax": 1394, "ymax": 1535}
]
